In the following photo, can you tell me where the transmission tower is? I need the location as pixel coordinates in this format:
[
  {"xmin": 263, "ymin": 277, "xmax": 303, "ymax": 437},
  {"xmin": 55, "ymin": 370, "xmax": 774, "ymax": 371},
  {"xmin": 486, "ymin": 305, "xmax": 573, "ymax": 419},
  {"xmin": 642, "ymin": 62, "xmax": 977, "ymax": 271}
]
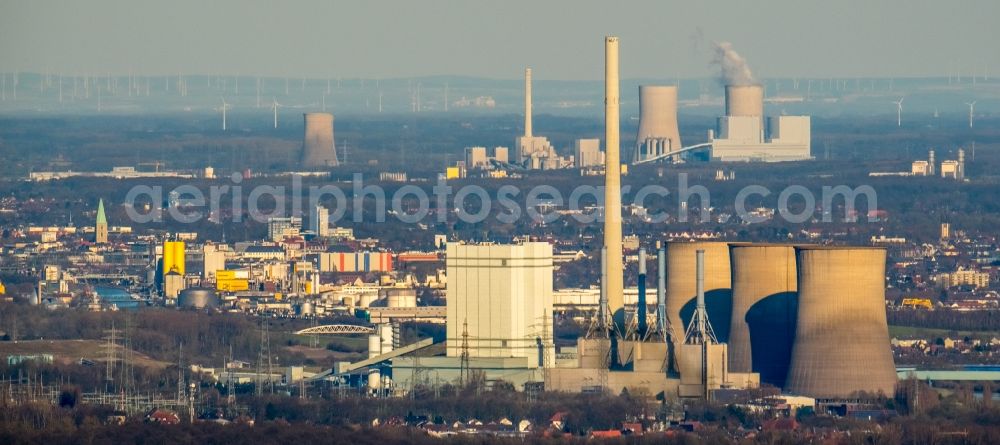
[
  {"xmin": 459, "ymin": 319, "xmax": 470, "ymax": 386},
  {"xmin": 256, "ymin": 315, "xmax": 273, "ymax": 395},
  {"xmin": 176, "ymin": 343, "xmax": 186, "ymax": 406},
  {"xmin": 226, "ymin": 344, "xmax": 235, "ymax": 405},
  {"xmin": 102, "ymin": 322, "xmax": 120, "ymax": 392}
]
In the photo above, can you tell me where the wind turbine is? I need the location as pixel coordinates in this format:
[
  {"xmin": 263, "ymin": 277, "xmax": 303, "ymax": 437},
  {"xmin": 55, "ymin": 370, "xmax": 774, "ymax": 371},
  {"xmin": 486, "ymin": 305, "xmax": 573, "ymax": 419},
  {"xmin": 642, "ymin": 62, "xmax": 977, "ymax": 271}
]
[
  {"xmin": 256, "ymin": 76, "xmax": 261, "ymax": 108},
  {"xmin": 219, "ymin": 97, "xmax": 231, "ymax": 131},
  {"xmin": 893, "ymin": 97, "xmax": 904, "ymax": 127},
  {"xmin": 965, "ymin": 101, "xmax": 976, "ymax": 128},
  {"xmin": 271, "ymin": 97, "xmax": 283, "ymax": 129}
]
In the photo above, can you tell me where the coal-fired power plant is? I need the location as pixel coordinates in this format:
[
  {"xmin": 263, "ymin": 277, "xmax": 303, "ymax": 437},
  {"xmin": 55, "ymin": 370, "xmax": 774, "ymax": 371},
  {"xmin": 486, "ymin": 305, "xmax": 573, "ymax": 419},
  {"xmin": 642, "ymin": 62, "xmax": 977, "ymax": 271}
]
[
  {"xmin": 633, "ymin": 85, "xmax": 682, "ymax": 164},
  {"xmin": 664, "ymin": 241, "xmax": 732, "ymax": 372},
  {"xmin": 709, "ymin": 43, "xmax": 811, "ymax": 163},
  {"xmin": 785, "ymin": 247, "xmax": 897, "ymax": 398},
  {"xmin": 301, "ymin": 112, "xmax": 339, "ymax": 168},
  {"xmin": 727, "ymin": 244, "xmax": 797, "ymax": 387}
]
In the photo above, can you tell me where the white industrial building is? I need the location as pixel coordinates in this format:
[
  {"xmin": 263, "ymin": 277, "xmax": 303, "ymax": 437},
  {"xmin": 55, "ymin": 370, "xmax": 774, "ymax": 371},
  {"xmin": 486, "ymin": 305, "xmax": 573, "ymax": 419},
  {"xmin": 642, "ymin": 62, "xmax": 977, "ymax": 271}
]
[
  {"xmin": 444, "ymin": 242, "xmax": 555, "ymax": 368},
  {"xmin": 464, "ymin": 146, "xmax": 510, "ymax": 169},
  {"xmin": 710, "ymin": 85, "xmax": 812, "ymax": 162},
  {"xmin": 574, "ymin": 139, "xmax": 604, "ymax": 168}
]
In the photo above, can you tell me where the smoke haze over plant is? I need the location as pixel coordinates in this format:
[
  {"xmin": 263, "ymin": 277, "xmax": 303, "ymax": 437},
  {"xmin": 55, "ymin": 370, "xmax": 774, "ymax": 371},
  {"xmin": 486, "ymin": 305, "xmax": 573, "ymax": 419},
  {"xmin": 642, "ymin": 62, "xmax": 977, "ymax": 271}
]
[{"xmin": 713, "ymin": 42, "xmax": 757, "ymax": 86}]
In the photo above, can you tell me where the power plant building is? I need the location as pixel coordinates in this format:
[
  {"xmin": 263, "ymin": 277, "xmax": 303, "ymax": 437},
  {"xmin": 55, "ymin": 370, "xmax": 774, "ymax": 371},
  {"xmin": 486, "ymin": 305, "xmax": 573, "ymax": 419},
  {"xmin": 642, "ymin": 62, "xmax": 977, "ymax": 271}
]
[
  {"xmin": 574, "ymin": 138, "xmax": 604, "ymax": 168},
  {"xmin": 784, "ymin": 247, "xmax": 896, "ymax": 398},
  {"xmin": 202, "ymin": 243, "xmax": 228, "ymax": 280},
  {"xmin": 464, "ymin": 146, "xmax": 509, "ymax": 169},
  {"xmin": 633, "ymin": 86, "xmax": 682, "ymax": 163},
  {"xmin": 711, "ymin": 85, "xmax": 811, "ymax": 162},
  {"xmin": 301, "ymin": 113, "xmax": 339, "ymax": 168},
  {"xmin": 444, "ymin": 242, "xmax": 555, "ymax": 368}
]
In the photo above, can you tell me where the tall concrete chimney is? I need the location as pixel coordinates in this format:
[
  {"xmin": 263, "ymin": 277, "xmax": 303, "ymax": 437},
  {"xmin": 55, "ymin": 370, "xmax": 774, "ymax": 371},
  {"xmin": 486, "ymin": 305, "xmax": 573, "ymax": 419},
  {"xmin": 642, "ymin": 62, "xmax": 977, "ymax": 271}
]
[
  {"xmin": 657, "ymin": 246, "xmax": 666, "ymax": 335},
  {"xmin": 599, "ymin": 246, "xmax": 608, "ymax": 328},
  {"xmin": 524, "ymin": 68, "xmax": 532, "ymax": 138},
  {"xmin": 604, "ymin": 36, "xmax": 624, "ymax": 329},
  {"xmin": 637, "ymin": 248, "xmax": 648, "ymax": 335},
  {"xmin": 301, "ymin": 112, "xmax": 339, "ymax": 168}
]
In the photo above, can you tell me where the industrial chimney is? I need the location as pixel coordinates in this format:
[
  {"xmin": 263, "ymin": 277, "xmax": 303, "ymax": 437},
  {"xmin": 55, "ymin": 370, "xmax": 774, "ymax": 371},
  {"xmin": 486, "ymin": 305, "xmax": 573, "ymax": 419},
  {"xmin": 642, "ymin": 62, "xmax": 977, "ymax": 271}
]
[
  {"xmin": 524, "ymin": 68, "xmax": 532, "ymax": 138},
  {"xmin": 725, "ymin": 85, "xmax": 764, "ymax": 117},
  {"xmin": 728, "ymin": 244, "xmax": 797, "ymax": 387},
  {"xmin": 637, "ymin": 248, "xmax": 648, "ymax": 336},
  {"xmin": 603, "ymin": 36, "xmax": 625, "ymax": 331},
  {"xmin": 301, "ymin": 112, "xmax": 339, "ymax": 168},
  {"xmin": 633, "ymin": 85, "xmax": 682, "ymax": 163},
  {"xmin": 785, "ymin": 246, "xmax": 896, "ymax": 398}
]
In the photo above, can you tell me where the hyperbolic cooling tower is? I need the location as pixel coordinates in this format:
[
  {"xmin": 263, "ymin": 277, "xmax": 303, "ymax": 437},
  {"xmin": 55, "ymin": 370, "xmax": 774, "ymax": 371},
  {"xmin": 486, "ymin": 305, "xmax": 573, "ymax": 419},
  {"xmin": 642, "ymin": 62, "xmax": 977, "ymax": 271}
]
[
  {"xmin": 728, "ymin": 244, "xmax": 797, "ymax": 388},
  {"xmin": 301, "ymin": 112, "xmax": 339, "ymax": 168},
  {"xmin": 665, "ymin": 241, "xmax": 731, "ymax": 371},
  {"xmin": 785, "ymin": 247, "xmax": 896, "ymax": 399},
  {"xmin": 634, "ymin": 86, "xmax": 682, "ymax": 163},
  {"xmin": 725, "ymin": 85, "xmax": 764, "ymax": 117}
]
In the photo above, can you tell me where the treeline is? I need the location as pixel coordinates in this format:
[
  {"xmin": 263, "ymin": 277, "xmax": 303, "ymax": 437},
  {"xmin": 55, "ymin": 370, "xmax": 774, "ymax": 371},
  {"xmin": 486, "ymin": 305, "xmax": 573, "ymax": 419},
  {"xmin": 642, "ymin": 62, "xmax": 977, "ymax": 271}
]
[
  {"xmin": 888, "ymin": 309, "xmax": 1000, "ymax": 333},
  {"xmin": 0, "ymin": 304, "xmax": 349, "ymax": 367}
]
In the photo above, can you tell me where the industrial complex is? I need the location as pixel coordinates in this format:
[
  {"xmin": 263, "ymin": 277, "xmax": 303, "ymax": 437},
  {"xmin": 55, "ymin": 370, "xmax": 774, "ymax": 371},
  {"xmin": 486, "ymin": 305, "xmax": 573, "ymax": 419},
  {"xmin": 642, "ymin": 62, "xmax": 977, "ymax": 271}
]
[{"xmin": 300, "ymin": 37, "xmax": 893, "ymax": 403}]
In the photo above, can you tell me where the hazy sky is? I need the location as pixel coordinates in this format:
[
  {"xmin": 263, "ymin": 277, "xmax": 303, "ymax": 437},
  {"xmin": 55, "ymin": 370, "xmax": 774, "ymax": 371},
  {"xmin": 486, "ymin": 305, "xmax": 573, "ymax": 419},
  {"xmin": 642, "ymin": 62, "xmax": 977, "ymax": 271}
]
[{"xmin": 2, "ymin": 0, "xmax": 998, "ymax": 81}]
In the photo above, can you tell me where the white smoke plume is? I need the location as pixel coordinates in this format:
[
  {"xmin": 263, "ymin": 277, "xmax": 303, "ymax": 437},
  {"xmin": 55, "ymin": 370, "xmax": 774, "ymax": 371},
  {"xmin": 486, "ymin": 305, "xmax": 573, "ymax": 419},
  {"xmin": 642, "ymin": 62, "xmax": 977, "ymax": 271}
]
[{"xmin": 713, "ymin": 41, "xmax": 757, "ymax": 86}]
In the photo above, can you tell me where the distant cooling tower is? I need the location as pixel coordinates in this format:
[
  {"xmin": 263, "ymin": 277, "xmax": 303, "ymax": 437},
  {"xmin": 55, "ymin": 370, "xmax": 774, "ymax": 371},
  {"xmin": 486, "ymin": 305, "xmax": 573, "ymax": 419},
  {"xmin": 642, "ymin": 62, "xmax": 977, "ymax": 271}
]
[
  {"xmin": 728, "ymin": 244, "xmax": 797, "ymax": 388},
  {"xmin": 633, "ymin": 86, "xmax": 682, "ymax": 163},
  {"xmin": 664, "ymin": 241, "xmax": 732, "ymax": 372},
  {"xmin": 301, "ymin": 113, "xmax": 339, "ymax": 168},
  {"xmin": 725, "ymin": 85, "xmax": 763, "ymax": 117},
  {"xmin": 785, "ymin": 247, "xmax": 896, "ymax": 399}
]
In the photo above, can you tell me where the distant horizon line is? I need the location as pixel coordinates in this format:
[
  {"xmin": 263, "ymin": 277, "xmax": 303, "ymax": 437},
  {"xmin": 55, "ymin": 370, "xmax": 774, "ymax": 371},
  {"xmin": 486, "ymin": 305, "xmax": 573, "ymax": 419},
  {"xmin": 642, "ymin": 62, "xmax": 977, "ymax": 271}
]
[{"xmin": 0, "ymin": 71, "xmax": 990, "ymax": 84}]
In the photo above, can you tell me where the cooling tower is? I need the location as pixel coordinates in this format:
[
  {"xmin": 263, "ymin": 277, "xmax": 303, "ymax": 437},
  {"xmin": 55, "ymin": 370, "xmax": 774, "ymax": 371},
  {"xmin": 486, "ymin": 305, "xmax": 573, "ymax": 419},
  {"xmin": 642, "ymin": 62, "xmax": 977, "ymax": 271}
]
[
  {"xmin": 725, "ymin": 85, "xmax": 763, "ymax": 117},
  {"xmin": 785, "ymin": 247, "xmax": 896, "ymax": 399},
  {"xmin": 603, "ymin": 36, "xmax": 625, "ymax": 328},
  {"xmin": 634, "ymin": 85, "xmax": 682, "ymax": 162},
  {"xmin": 301, "ymin": 112, "xmax": 339, "ymax": 168},
  {"xmin": 728, "ymin": 244, "xmax": 797, "ymax": 387},
  {"xmin": 665, "ymin": 241, "xmax": 731, "ymax": 372}
]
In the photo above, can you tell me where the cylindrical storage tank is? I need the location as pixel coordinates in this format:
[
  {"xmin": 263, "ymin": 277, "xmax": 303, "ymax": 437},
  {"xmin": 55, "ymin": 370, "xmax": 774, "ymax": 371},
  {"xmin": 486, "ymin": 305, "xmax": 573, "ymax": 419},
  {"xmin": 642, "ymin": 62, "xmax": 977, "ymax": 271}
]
[
  {"xmin": 785, "ymin": 247, "xmax": 896, "ymax": 399},
  {"xmin": 177, "ymin": 288, "xmax": 219, "ymax": 309},
  {"xmin": 367, "ymin": 334, "xmax": 381, "ymax": 359},
  {"xmin": 386, "ymin": 289, "xmax": 417, "ymax": 308},
  {"xmin": 379, "ymin": 324, "xmax": 393, "ymax": 354},
  {"xmin": 725, "ymin": 85, "xmax": 763, "ymax": 117},
  {"xmin": 728, "ymin": 244, "xmax": 797, "ymax": 387},
  {"xmin": 301, "ymin": 112, "xmax": 339, "ymax": 168},
  {"xmin": 634, "ymin": 86, "xmax": 682, "ymax": 163},
  {"xmin": 296, "ymin": 301, "xmax": 314, "ymax": 316}
]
